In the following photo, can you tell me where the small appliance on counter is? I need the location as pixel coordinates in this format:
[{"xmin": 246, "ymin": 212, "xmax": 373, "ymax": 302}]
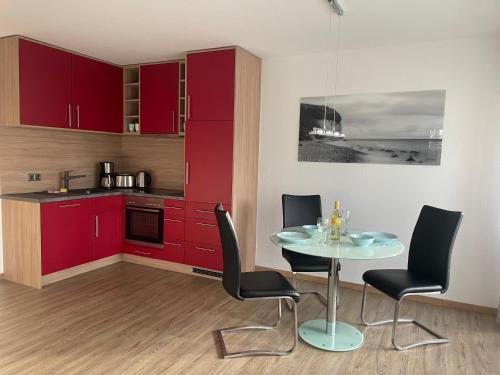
[
  {"xmin": 115, "ymin": 173, "xmax": 136, "ymax": 188},
  {"xmin": 99, "ymin": 161, "xmax": 115, "ymax": 189},
  {"xmin": 136, "ymin": 171, "xmax": 152, "ymax": 189}
]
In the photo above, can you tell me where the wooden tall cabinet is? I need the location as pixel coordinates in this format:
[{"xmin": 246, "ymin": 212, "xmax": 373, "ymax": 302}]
[{"xmin": 184, "ymin": 48, "xmax": 261, "ymax": 272}]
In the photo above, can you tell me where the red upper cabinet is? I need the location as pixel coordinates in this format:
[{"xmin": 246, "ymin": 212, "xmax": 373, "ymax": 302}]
[
  {"xmin": 140, "ymin": 62, "xmax": 180, "ymax": 134},
  {"xmin": 72, "ymin": 55, "xmax": 122, "ymax": 133},
  {"xmin": 185, "ymin": 121, "xmax": 233, "ymax": 204},
  {"xmin": 41, "ymin": 199, "xmax": 92, "ymax": 275},
  {"xmin": 19, "ymin": 39, "xmax": 72, "ymax": 128},
  {"xmin": 186, "ymin": 49, "xmax": 235, "ymax": 121}
]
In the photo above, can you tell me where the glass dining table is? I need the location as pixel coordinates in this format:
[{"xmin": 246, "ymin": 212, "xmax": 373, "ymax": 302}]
[{"xmin": 270, "ymin": 227, "xmax": 405, "ymax": 352}]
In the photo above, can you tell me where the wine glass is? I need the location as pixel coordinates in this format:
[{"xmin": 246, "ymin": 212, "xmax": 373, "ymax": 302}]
[
  {"xmin": 317, "ymin": 217, "xmax": 329, "ymax": 244},
  {"xmin": 342, "ymin": 209, "xmax": 351, "ymax": 235}
]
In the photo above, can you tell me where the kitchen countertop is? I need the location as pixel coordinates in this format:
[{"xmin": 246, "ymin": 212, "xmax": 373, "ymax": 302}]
[{"xmin": 0, "ymin": 188, "xmax": 184, "ymax": 203}]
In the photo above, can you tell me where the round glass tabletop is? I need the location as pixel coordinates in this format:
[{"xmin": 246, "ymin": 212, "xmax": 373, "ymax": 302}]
[{"xmin": 270, "ymin": 227, "xmax": 405, "ymax": 260}]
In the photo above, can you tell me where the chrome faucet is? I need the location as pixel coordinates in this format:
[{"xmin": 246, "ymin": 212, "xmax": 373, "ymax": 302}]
[{"xmin": 63, "ymin": 170, "xmax": 86, "ymax": 191}]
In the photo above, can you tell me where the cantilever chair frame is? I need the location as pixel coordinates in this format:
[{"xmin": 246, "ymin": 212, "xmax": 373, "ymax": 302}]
[
  {"xmin": 217, "ymin": 296, "xmax": 298, "ymax": 358},
  {"xmin": 360, "ymin": 283, "xmax": 449, "ymax": 350}
]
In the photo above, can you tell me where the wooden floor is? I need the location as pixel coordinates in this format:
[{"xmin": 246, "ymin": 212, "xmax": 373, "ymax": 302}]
[{"xmin": 0, "ymin": 263, "xmax": 498, "ymax": 375}]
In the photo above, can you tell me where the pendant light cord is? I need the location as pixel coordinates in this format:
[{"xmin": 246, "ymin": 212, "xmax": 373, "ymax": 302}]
[{"xmin": 323, "ymin": 12, "xmax": 342, "ymax": 131}]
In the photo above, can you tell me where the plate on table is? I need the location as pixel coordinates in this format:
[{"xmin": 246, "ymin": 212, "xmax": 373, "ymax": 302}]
[
  {"xmin": 362, "ymin": 232, "xmax": 398, "ymax": 244},
  {"xmin": 277, "ymin": 231, "xmax": 311, "ymax": 243}
]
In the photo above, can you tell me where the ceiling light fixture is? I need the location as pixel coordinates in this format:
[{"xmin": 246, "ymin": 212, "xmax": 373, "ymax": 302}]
[{"xmin": 328, "ymin": 0, "xmax": 344, "ymax": 16}]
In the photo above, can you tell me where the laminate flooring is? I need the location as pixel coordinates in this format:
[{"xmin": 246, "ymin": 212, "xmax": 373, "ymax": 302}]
[{"xmin": 0, "ymin": 262, "xmax": 498, "ymax": 375}]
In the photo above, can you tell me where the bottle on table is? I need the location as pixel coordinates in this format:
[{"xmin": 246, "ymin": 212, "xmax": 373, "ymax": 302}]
[{"xmin": 331, "ymin": 200, "xmax": 341, "ymax": 241}]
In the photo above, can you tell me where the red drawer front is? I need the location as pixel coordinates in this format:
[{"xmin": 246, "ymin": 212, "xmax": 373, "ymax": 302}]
[
  {"xmin": 91, "ymin": 195, "xmax": 123, "ymax": 213},
  {"xmin": 185, "ymin": 201, "xmax": 231, "ymax": 222},
  {"xmin": 185, "ymin": 242, "xmax": 222, "ymax": 271},
  {"xmin": 164, "ymin": 217, "xmax": 185, "ymax": 241},
  {"xmin": 163, "ymin": 241, "xmax": 185, "ymax": 263},
  {"xmin": 164, "ymin": 199, "xmax": 185, "ymax": 208},
  {"xmin": 164, "ymin": 199, "xmax": 185, "ymax": 218},
  {"xmin": 185, "ymin": 217, "xmax": 221, "ymax": 246},
  {"xmin": 123, "ymin": 242, "xmax": 165, "ymax": 260}
]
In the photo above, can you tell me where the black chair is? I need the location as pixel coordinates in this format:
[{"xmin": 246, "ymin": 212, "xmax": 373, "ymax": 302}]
[
  {"xmin": 282, "ymin": 194, "xmax": 331, "ymax": 308},
  {"xmin": 361, "ymin": 205, "xmax": 463, "ymax": 350},
  {"xmin": 214, "ymin": 203, "xmax": 300, "ymax": 358}
]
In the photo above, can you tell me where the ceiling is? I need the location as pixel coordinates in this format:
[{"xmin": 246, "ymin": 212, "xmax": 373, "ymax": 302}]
[{"xmin": 1, "ymin": 0, "xmax": 499, "ymax": 65}]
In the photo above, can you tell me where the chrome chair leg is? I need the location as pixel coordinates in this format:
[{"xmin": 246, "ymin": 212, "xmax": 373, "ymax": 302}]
[
  {"xmin": 217, "ymin": 297, "xmax": 298, "ymax": 358},
  {"xmin": 360, "ymin": 283, "xmax": 449, "ymax": 350},
  {"xmin": 286, "ymin": 272, "xmax": 328, "ymax": 311}
]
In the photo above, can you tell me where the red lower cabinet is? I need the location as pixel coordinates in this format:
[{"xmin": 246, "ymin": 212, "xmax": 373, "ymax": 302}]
[
  {"xmin": 123, "ymin": 243, "xmax": 165, "ymax": 260},
  {"xmin": 91, "ymin": 196, "xmax": 123, "ymax": 260},
  {"xmin": 185, "ymin": 242, "xmax": 223, "ymax": 271},
  {"xmin": 185, "ymin": 217, "xmax": 220, "ymax": 246},
  {"xmin": 41, "ymin": 199, "xmax": 92, "ymax": 275},
  {"xmin": 163, "ymin": 241, "xmax": 185, "ymax": 263}
]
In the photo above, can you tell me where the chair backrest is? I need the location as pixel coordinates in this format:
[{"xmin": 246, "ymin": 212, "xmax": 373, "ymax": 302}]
[
  {"xmin": 214, "ymin": 203, "xmax": 243, "ymax": 300},
  {"xmin": 407, "ymin": 205, "xmax": 463, "ymax": 292},
  {"xmin": 282, "ymin": 194, "xmax": 322, "ymax": 228}
]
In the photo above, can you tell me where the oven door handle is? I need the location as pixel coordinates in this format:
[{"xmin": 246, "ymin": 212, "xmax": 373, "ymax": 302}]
[{"xmin": 126, "ymin": 207, "xmax": 161, "ymax": 213}]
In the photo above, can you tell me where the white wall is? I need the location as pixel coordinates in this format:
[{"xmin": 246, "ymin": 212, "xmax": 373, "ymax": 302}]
[{"xmin": 256, "ymin": 36, "xmax": 500, "ymax": 308}]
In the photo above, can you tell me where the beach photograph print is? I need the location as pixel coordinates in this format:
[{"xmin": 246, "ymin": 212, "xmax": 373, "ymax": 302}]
[{"xmin": 298, "ymin": 90, "xmax": 446, "ymax": 165}]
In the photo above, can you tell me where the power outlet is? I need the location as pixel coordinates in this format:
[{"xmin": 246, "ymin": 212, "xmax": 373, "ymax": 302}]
[{"xmin": 27, "ymin": 173, "xmax": 41, "ymax": 182}]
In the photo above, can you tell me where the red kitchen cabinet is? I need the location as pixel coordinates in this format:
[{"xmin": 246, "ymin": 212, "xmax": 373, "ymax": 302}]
[
  {"xmin": 19, "ymin": 39, "xmax": 72, "ymax": 128},
  {"xmin": 140, "ymin": 62, "xmax": 180, "ymax": 134},
  {"xmin": 186, "ymin": 49, "xmax": 235, "ymax": 121},
  {"xmin": 72, "ymin": 55, "xmax": 122, "ymax": 133},
  {"xmin": 41, "ymin": 199, "xmax": 92, "ymax": 275},
  {"xmin": 185, "ymin": 242, "xmax": 222, "ymax": 271},
  {"xmin": 163, "ymin": 241, "xmax": 185, "ymax": 263},
  {"xmin": 91, "ymin": 196, "xmax": 123, "ymax": 260},
  {"xmin": 184, "ymin": 121, "xmax": 233, "ymax": 204}
]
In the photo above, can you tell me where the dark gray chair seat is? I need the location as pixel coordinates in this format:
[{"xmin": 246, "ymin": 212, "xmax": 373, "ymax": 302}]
[
  {"xmin": 240, "ymin": 271, "xmax": 300, "ymax": 302},
  {"xmin": 363, "ymin": 269, "xmax": 443, "ymax": 301},
  {"xmin": 282, "ymin": 249, "xmax": 330, "ymax": 272}
]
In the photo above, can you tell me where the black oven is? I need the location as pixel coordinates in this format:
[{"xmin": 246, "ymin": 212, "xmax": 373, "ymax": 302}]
[{"xmin": 125, "ymin": 196, "xmax": 164, "ymax": 248}]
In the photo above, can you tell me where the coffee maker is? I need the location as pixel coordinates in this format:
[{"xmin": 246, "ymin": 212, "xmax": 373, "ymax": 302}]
[{"xmin": 99, "ymin": 161, "xmax": 115, "ymax": 189}]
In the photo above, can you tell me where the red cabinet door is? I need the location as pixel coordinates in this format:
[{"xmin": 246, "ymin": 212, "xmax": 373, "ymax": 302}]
[
  {"xmin": 19, "ymin": 39, "xmax": 72, "ymax": 128},
  {"xmin": 185, "ymin": 242, "xmax": 222, "ymax": 271},
  {"xmin": 184, "ymin": 121, "xmax": 233, "ymax": 204},
  {"xmin": 72, "ymin": 55, "xmax": 122, "ymax": 133},
  {"xmin": 140, "ymin": 62, "xmax": 180, "ymax": 134},
  {"xmin": 91, "ymin": 196, "xmax": 123, "ymax": 260},
  {"xmin": 41, "ymin": 199, "xmax": 92, "ymax": 275},
  {"xmin": 186, "ymin": 49, "xmax": 235, "ymax": 121}
]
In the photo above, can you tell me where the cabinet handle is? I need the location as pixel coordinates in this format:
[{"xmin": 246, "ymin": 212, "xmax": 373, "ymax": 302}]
[
  {"xmin": 172, "ymin": 110, "xmax": 175, "ymax": 132},
  {"xmin": 133, "ymin": 250, "xmax": 151, "ymax": 255},
  {"xmin": 58, "ymin": 203, "xmax": 81, "ymax": 208},
  {"xmin": 68, "ymin": 104, "xmax": 72, "ymax": 128},
  {"xmin": 164, "ymin": 242, "xmax": 182, "ymax": 247},
  {"xmin": 95, "ymin": 215, "xmax": 99, "ymax": 238},
  {"xmin": 187, "ymin": 95, "xmax": 191, "ymax": 119},
  {"xmin": 195, "ymin": 246, "xmax": 215, "ymax": 253},
  {"xmin": 164, "ymin": 218, "xmax": 183, "ymax": 223},
  {"xmin": 195, "ymin": 209, "xmax": 212, "ymax": 214},
  {"xmin": 185, "ymin": 162, "xmax": 189, "ymax": 185},
  {"xmin": 196, "ymin": 222, "xmax": 216, "ymax": 227},
  {"xmin": 165, "ymin": 206, "xmax": 183, "ymax": 210},
  {"xmin": 77, "ymin": 105, "xmax": 80, "ymax": 128}
]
